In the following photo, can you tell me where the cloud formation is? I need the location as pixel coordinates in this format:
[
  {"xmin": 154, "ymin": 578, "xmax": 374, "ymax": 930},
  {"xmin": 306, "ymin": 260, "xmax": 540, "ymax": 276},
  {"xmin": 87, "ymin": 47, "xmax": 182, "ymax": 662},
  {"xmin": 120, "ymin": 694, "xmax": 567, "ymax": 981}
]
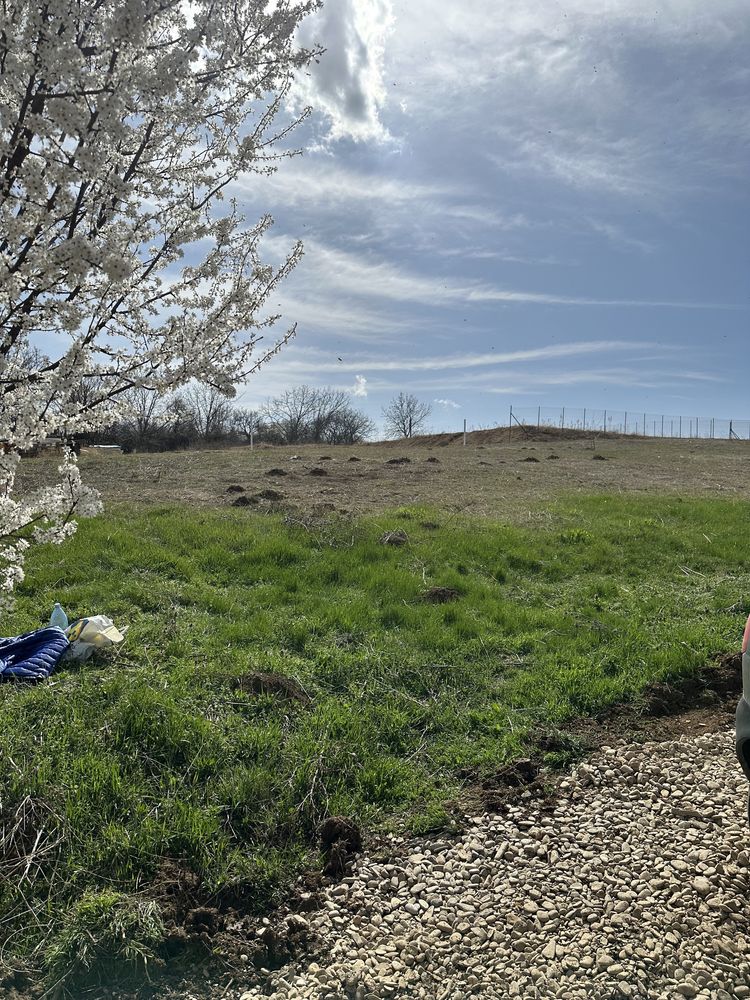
[
  {"xmin": 351, "ymin": 374, "xmax": 368, "ymax": 397},
  {"xmin": 295, "ymin": 0, "xmax": 393, "ymax": 142},
  {"xmin": 280, "ymin": 239, "xmax": 736, "ymax": 315}
]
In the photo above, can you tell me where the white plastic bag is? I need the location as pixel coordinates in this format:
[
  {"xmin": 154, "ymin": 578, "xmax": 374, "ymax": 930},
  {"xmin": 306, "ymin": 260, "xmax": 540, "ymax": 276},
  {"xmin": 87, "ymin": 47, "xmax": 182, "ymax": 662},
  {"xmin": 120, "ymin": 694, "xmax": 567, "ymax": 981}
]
[{"xmin": 65, "ymin": 615, "xmax": 126, "ymax": 663}]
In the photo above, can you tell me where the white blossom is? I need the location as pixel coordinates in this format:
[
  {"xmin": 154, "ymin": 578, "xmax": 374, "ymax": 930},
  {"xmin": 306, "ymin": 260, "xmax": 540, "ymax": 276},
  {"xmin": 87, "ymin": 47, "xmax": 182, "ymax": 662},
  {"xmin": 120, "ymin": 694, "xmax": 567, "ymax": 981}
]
[{"xmin": 0, "ymin": 0, "xmax": 320, "ymax": 610}]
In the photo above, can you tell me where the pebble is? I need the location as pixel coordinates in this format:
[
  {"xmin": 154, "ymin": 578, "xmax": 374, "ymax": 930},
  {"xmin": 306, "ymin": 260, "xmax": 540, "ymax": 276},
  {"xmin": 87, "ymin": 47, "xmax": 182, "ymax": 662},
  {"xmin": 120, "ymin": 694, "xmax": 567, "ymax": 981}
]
[{"xmin": 233, "ymin": 729, "xmax": 750, "ymax": 1000}]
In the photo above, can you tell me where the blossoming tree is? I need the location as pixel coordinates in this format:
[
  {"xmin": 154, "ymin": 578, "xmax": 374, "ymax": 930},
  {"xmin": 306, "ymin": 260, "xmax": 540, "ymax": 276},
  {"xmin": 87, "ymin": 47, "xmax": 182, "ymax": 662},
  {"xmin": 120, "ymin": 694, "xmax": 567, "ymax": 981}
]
[{"xmin": 0, "ymin": 0, "xmax": 319, "ymax": 603}]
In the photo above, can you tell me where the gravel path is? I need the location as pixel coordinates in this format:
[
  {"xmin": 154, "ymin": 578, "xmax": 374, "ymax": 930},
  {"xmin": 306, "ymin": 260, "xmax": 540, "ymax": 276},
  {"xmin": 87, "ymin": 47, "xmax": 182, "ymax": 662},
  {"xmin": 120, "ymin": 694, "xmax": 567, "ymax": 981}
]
[{"xmin": 236, "ymin": 728, "xmax": 750, "ymax": 1000}]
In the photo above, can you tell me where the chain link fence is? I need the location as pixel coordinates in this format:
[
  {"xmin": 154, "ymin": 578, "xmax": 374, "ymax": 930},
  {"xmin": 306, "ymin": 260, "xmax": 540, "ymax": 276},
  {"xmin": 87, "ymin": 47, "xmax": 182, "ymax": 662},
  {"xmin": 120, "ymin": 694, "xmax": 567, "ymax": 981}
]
[{"xmin": 505, "ymin": 405, "xmax": 750, "ymax": 440}]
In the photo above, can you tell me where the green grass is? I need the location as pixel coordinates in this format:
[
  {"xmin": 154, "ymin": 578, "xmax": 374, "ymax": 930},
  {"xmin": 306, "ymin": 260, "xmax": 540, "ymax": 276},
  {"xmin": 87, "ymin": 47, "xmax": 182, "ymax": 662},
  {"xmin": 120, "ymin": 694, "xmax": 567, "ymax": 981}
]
[{"xmin": 1, "ymin": 494, "xmax": 748, "ymax": 984}]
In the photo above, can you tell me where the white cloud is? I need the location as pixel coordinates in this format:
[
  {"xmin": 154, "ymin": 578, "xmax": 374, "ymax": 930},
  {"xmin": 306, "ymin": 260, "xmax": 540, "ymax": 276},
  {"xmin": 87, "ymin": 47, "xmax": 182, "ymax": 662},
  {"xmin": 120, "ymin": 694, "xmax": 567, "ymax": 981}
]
[
  {"xmin": 386, "ymin": 0, "xmax": 749, "ymax": 199},
  {"xmin": 283, "ymin": 239, "xmax": 735, "ymax": 311},
  {"xmin": 267, "ymin": 291, "xmax": 411, "ymax": 339},
  {"xmin": 295, "ymin": 0, "xmax": 394, "ymax": 142},
  {"xmin": 263, "ymin": 339, "xmax": 670, "ymax": 376},
  {"xmin": 351, "ymin": 374, "xmax": 368, "ymax": 396},
  {"xmin": 233, "ymin": 160, "xmax": 451, "ymax": 210},
  {"xmin": 585, "ymin": 219, "xmax": 656, "ymax": 255},
  {"xmin": 239, "ymin": 345, "xmax": 721, "ymax": 402},
  {"xmin": 232, "ymin": 160, "xmax": 529, "ymax": 239}
]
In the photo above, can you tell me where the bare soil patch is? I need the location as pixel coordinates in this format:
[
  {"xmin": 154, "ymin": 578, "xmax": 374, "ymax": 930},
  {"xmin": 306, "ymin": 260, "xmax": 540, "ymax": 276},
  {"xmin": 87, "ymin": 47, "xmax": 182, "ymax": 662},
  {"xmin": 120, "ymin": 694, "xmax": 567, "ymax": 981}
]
[
  {"xmin": 18, "ymin": 432, "xmax": 748, "ymax": 520},
  {"xmin": 465, "ymin": 653, "xmax": 742, "ymax": 815},
  {"xmin": 422, "ymin": 586, "xmax": 460, "ymax": 603}
]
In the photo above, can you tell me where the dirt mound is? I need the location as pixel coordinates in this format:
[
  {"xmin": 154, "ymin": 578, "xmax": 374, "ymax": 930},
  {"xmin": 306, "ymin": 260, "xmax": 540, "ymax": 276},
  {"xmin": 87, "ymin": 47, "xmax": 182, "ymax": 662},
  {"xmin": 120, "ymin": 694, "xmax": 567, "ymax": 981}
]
[
  {"xmin": 462, "ymin": 652, "xmax": 743, "ymax": 816},
  {"xmin": 547, "ymin": 454, "xmax": 560, "ymax": 460},
  {"xmin": 266, "ymin": 468, "xmax": 288, "ymax": 476},
  {"xmin": 318, "ymin": 456, "xmax": 333, "ymax": 461},
  {"xmin": 520, "ymin": 456, "xmax": 540, "ymax": 463},
  {"xmin": 226, "ymin": 484, "xmax": 245, "ymax": 493},
  {"xmin": 308, "ymin": 468, "xmax": 328, "ymax": 477},
  {"xmin": 183, "ymin": 906, "xmax": 220, "ymax": 938},
  {"xmin": 423, "ymin": 586, "xmax": 459, "ymax": 603},
  {"xmin": 231, "ymin": 494, "xmax": 257, "ymax": 507},
  {"xmin": 319, "ymin": 816, "xmax": 362, "ymax": 877},
  {"xmin": 386, "ymin": 457, "xmax": 411, "ymax": 465},
  {"xmin": 348, "ymin": 456, "xmax": 361, "ymax": 462},
  {"xmin": 388, "ymin": 423, "xmax": 644, "ymax": 449},
  {"xmin": 255, "ymin": 488, "xmax": 285, "ymax": 501},
  {"xmin": 425, "ymin": 456, "xmax": 440, "ymax": 464},
  {"xmin": 641, "ymin": 653, "xmax": 741, "ymax": 716},
  {"xmin": 592, "ymin": 453, "xmax": 608, "ymax": 461}
]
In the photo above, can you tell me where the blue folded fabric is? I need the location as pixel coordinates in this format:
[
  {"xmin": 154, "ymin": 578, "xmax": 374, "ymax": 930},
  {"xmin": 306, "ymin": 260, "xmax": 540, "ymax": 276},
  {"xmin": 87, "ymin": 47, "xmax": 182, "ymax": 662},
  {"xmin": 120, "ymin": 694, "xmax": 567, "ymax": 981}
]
[{"xmin": 0, "ymin": 627, "xmax": 69, "ymax": 681}]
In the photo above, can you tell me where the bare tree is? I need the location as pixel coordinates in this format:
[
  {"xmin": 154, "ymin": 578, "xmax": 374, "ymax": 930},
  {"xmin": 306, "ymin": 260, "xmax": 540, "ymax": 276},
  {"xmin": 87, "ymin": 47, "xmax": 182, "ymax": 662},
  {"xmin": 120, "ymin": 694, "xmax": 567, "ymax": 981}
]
[
  {"xmin": 232, "ymin": 407, "xmax": 265, "ymax": 443},
  {"xmin": 382, "ymin": 393, "xmax": 432, "ymax": 438},
  {"xmin": 262, "ymin": 386, "xmax": 373, "ymax": 444},
  {"xmin": 262, "ymin": 386, "xmax": 314, "ymax": 444},
  {"xmin": 324, "ymin": 407, "xmax": 375, "ymax": 445},
  {"xmin": 122, "ymin": 387, "xmax": 164, "ymax": 444},
  {"xmin": 177, "ymin": 383, "xmax": 234, "ymax": 442}
]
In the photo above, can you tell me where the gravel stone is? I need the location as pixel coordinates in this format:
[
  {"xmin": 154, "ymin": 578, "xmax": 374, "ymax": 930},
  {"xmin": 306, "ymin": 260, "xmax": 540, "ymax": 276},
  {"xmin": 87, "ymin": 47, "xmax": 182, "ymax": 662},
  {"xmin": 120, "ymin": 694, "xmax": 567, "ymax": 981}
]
[{"xmin": 233, "ymin": 729, "xmax": 750, "ymax": 1000}]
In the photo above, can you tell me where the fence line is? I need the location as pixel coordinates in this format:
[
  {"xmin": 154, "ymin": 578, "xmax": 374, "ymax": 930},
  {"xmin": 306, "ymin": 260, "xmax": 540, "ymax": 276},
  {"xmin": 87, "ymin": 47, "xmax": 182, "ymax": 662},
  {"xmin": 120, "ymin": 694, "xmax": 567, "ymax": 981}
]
[{"xmin": 502, "ymin": 405, "xmax": 750, "ymax": 442}]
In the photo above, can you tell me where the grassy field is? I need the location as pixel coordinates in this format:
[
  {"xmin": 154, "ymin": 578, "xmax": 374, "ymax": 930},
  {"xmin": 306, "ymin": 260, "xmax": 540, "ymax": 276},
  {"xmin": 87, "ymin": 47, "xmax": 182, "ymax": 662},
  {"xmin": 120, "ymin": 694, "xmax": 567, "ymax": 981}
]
[
  {"xmin": 17, "ymin": 429, "xmax": 750, "ymax": 517},
  {"xmin": 1, "ymin": 456, "xmax": 749, "ymax": 987}
]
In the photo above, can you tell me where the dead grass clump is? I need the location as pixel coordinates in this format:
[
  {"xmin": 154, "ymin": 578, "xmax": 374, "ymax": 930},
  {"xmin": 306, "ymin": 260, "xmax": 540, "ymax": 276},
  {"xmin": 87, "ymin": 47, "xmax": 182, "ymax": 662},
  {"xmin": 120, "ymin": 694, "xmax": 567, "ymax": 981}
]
[
  {"xmin": 547, "ymin": 454, "xmax": 560, "ymax": 460},
  {"xmin": 380, "ymin": 529, "xmax": 408, "ymax": 546},
  {"xmin": 231, "ymin": 672, "xmax": 311, "ymax": 705},
  {"xmin": 592, "ymin": 453, "xmax": 608, "ymax": 461},
  {"xmin": 425, "ymin": 456, "xmax": 440, "ymax": 464}
]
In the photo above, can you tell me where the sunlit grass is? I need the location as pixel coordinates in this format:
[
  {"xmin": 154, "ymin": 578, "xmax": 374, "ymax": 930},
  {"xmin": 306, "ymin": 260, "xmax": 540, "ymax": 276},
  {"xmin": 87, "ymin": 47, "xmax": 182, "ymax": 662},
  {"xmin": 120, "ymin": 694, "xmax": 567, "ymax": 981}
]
[{"xmin": 0, "ymin": 494, "xmax": 747, "ymax": 980}]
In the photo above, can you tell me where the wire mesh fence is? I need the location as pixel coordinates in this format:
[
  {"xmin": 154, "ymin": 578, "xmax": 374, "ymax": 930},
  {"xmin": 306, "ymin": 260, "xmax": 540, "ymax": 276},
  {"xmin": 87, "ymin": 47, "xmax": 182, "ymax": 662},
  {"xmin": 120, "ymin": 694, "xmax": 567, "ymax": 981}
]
[{"xmin": 505, "ymin": 406, "xmax": 750, "ymax": 440}]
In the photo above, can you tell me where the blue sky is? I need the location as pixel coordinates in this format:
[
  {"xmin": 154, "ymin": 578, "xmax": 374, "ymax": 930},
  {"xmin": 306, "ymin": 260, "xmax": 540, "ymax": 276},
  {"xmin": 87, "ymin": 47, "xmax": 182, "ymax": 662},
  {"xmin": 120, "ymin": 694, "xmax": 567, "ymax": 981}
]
[{"xmin": 233, "ymin": 0, "xmax": 749, "ymax": 433}]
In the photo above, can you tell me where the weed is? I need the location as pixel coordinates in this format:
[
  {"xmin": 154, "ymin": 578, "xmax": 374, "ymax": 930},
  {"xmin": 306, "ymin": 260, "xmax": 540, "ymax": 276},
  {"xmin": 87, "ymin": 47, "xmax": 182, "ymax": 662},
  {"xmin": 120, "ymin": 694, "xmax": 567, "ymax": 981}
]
[{"xmin": 44, "ymin": 892, "xmax": 164, "ymax": 987}]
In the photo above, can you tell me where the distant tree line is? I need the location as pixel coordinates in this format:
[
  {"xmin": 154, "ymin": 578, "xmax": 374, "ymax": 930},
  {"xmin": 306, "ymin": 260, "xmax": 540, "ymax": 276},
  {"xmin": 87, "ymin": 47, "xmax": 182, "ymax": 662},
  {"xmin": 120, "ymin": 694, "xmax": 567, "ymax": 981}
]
[
  {"xmin": 68, "ymin": 377, "xmax": 436, "ymax": 453},
  {"xmin": 76, "ymin": 383, "xmax": 378, "ymax": 452}
]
